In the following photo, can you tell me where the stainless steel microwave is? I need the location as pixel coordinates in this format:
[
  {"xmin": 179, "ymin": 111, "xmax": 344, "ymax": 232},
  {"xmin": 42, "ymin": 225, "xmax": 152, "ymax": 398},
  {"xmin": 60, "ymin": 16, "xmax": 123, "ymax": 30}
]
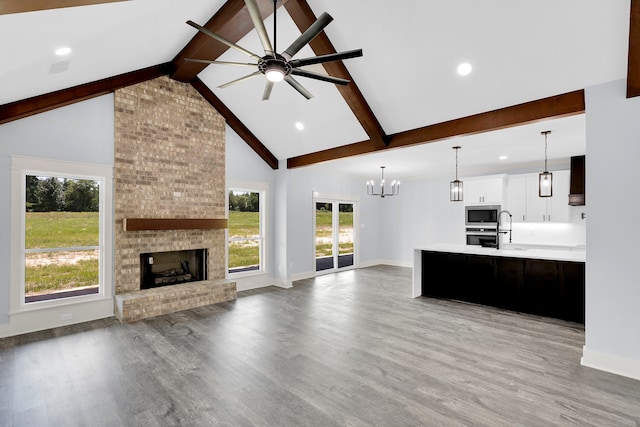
[{"xmin": 465, "ymin": 205, "xmax": 500, "ymax": 226}]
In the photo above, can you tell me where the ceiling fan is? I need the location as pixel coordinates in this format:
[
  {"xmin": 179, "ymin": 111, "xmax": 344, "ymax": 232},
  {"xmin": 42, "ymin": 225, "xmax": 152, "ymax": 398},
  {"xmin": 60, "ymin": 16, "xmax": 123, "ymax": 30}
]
[{"xmin": 185, "ymin": 0, "xmax": 363, "ymax": 100}]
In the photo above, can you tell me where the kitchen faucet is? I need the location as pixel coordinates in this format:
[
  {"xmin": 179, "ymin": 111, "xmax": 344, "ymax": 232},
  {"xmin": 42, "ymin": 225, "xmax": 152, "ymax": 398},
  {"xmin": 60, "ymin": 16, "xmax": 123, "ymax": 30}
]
[{"xmin": 496, "ymin": 210, "xmax": 513, "ymax": 250}]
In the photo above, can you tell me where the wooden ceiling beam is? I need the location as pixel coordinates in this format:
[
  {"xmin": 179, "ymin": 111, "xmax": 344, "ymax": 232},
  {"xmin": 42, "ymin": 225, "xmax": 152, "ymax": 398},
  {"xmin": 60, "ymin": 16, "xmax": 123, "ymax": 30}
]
[
  {"xmin": 287, "ymin": 90, "xmax": 585, "ymax": 169},
  {"xmin": 284, "ymin": 0, "xmax": 389, "ymax": 149},
  {"xmin": 0, "ymin": 63, "xmax": 171, "ymax": 125},
  {"xmin": 191, "ymin": 77, "xmax": 279, "ymax": 170},
  {"xmin": 389, "ymin": 90, "xmax": 585, "ymax": 149},
  {"xmin": 0, "ymin": 0, "xmax": 127, "ymax": 15},
  {"xmin": 628, "ymin": 0, "xmax": 640, "ymax": 97},
  {"xmin": 171, "ymin": 0, "xmax": 278, "ymax": 83}
]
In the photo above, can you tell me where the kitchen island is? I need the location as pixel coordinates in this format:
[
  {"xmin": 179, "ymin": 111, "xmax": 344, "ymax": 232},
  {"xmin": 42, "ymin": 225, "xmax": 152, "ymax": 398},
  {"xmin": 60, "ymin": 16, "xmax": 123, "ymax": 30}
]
[{"xmin": 413, "ymin": 244, "xmax": 585, "ymax": 323}]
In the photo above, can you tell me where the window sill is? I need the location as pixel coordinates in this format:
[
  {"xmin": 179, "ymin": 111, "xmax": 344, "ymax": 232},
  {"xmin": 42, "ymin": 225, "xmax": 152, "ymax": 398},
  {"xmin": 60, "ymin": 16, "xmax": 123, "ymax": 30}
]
[
  {"xmin": 11, "ymin": 293, "xmax": 112, "ymax": 315},
  {"xmin": 229, "ymin": 268, "xmax": 267, "ymax": 279},
  {"xmin": 3, "ymin": 296, "xmax": 114, "ymax": 338}
]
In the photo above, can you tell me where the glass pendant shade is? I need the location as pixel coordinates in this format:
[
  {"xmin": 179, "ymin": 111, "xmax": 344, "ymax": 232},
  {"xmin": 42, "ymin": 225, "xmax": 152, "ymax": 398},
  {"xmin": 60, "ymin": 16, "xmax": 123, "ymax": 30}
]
[
  {"xmin": 538, "ymin": 131, "xmax": 553, "ymax": 198},
  {"xmin": 539, "ymin": 171, "xmax": 553, "ymax": 197},
  {"xmin": 450, "ymin": 146, "xmax": 463, "ymax": 202},
  {"xmin": 450, "ymin": 180, "xmax": 463, "ymax": 201}
]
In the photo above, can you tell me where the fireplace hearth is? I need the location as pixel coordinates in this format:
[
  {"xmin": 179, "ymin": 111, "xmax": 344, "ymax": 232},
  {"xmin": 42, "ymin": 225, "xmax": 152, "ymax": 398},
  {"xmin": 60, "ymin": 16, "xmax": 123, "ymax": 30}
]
[{"xmin": 140, "ymin": 249, "xmax": 207, "ymax": 290}]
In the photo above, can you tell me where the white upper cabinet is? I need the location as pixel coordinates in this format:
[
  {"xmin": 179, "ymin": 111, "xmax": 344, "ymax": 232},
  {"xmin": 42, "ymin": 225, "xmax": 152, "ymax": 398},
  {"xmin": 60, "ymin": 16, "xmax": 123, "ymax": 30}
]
[
  {"xmin": 464, "ymin": 175, "xmax": 505, "ymax": 205},
  {"xmin": 506, "ymin": 176, "xmax": 527, "ymax": 222},
  {"xmin": 548, "ymin": 170, "xmax": 570, "ymax": 222},
  {"xmin": 505, "ymin": 170, "xmax": 569, "ymax": 223}
]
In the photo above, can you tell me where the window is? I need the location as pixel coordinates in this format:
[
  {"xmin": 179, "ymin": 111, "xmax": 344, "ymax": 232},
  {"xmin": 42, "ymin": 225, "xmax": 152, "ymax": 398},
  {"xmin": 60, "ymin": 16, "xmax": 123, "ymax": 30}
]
[
  {"xmin": 228, "ymin": 187, "xmax": 265, "ymax": 274},
  {"xmin": 24, "ymin": 175, "xmax": 100, "ymax": 302},
  {"xmin": 11, "ymin": 156, "xmax": 113, "ymax": 311}
]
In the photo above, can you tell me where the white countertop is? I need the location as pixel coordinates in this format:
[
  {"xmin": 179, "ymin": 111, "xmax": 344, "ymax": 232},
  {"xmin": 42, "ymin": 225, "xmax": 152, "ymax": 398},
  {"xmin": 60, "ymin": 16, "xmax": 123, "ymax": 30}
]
[{"xmin": 416, "ymin": 243, "xmax": 585, "ymax": 262}]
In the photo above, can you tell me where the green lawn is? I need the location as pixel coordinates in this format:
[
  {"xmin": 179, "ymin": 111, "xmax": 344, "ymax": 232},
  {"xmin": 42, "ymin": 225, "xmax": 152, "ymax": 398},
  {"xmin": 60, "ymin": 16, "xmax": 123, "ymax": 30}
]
[
  {"xmin": 25, "ymin": 256, "xmax": 98, "ymax": 294},
  {"xmin": 228, "ymin": 211, "xmax": 260, "ymax": 238},
  {"xmin": 25, "ymin": 211, "xmax": 99, "ymax": 249},
  {"xmin": 24, "ymin": 212, "xmax": 99, "ymax": 295},
  {"xmin": 228, "ymin": 211, "xmax": 260, "ymax": 268}
]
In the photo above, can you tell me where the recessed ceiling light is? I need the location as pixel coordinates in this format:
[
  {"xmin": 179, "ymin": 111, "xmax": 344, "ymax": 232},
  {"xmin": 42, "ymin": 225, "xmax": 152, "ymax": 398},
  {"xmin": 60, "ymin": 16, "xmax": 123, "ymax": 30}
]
[
  {"xmin": 295, "ymin": 122, "xmax": 304, "ymax": 130},
  {"xmin": 457, "ymin": 62, "xmax": 472, "ymax": 76},
  {"xmin": 499, "ymin": 155, "xmax": 508, "ymax": 160},
  {"xmin": 55, "ymin": 47, "xmax": 72, "ymax": 56}
]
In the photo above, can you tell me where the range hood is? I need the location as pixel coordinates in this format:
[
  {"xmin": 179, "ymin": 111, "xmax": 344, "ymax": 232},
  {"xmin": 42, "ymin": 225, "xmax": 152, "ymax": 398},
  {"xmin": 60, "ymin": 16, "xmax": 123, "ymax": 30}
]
[{"xmin": 569, "ymin": 155, "xmax": 585, "ymax": 206}]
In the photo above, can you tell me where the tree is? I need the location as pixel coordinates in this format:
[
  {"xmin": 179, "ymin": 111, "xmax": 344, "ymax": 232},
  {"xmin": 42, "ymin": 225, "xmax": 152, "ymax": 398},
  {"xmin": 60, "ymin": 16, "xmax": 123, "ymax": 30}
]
[
  {"xmin": 229, "ymin": 191, "xmax": 259, "ymax": 212},
  {"xmin": 65, "ymin": 179, "xmax": 99, "ymax": 212},
  {"xmin": 25, "ymin": 175, "xmax": 41, "ymax": 211},
  {"xmin": 35, "ymin": 177, "xmax": 65, "ymax": 212}
]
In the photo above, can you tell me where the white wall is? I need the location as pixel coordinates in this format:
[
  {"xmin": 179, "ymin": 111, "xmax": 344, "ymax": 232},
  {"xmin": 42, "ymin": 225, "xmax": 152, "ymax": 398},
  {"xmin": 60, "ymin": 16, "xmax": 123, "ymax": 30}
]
[
  {"xmin": 0, "ymin": 95, "xmax": 115, "ymax": 327},
  {"xmin": 581, "ymin": 79, "xmax": 640, "ymax": 379},
  {"xmin": 380, "ymin": 176, "xmax": 465, "ymax": 266}
]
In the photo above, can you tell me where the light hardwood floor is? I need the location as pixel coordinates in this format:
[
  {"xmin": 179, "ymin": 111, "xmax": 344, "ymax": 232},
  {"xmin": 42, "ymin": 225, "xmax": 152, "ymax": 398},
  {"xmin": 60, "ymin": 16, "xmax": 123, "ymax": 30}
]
[{"xmin": 1, "ymin": 265, "xmax": 639, "ymax": 426}]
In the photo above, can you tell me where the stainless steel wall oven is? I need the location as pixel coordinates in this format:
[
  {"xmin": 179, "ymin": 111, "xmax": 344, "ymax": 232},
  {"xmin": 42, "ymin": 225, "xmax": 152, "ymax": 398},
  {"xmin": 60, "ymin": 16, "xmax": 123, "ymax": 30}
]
[{"xmin": 465, "ymin": 205, "xmax": 500, "ymax": 247}]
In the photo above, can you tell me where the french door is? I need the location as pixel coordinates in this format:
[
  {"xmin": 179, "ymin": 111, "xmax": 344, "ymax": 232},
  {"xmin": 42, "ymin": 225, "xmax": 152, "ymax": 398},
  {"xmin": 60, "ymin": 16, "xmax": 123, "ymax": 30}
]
[{"xmin": 314, "ymin": 200, "xmax": 356, "ymax": 273}]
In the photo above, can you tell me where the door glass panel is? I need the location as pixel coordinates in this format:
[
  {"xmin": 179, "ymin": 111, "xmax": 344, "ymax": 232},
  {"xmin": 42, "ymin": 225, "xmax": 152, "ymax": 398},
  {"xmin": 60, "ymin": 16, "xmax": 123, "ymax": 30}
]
[
  {"xmin": 315, "ymin": 202, "xmax": 334, "ymax": 271},
  {"xmin": 338, "ymin": 203, "xmax": 354, "ymax": 268}
]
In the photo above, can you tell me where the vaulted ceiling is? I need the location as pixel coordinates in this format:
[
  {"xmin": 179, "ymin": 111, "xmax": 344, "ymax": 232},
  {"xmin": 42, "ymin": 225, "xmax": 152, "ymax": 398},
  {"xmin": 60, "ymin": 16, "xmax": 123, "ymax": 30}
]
[{"xmin": 1, "ymin": 0, "xmax": 637, "ymax": 179}]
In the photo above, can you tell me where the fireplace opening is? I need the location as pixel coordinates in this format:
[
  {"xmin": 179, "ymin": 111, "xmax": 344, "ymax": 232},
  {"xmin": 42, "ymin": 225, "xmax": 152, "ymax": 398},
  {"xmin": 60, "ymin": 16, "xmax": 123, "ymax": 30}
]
[{"xmin": 140, "ymin": 249, "xmax": 207, "ymax": 290}]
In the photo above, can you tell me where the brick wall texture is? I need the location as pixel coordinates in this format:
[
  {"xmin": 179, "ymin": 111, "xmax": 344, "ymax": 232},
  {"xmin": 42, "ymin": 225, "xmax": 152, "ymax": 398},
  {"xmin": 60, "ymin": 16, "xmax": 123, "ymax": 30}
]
[{"xmin": 114, "ymin": 76, "xmax": 226, "ymax": 294}]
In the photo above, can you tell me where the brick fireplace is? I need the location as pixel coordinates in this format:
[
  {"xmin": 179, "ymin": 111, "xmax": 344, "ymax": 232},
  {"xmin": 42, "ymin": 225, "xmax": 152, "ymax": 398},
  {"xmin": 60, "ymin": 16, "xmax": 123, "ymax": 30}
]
[{"xmin": 112, "ymin": 76, "xmax": 235, "ymax": 322}]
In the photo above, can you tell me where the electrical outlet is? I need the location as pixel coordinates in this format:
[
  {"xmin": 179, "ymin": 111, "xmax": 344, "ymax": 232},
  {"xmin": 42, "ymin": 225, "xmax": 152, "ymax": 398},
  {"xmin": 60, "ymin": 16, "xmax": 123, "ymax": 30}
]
[{"xmin": 60, "ymin": 313, "xmax": 72, "ymax": 321}]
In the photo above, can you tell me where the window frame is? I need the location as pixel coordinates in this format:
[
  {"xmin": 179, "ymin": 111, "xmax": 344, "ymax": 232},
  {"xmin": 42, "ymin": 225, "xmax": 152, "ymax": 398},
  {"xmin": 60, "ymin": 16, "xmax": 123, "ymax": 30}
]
[
  {"xmin": 10, "ymin": 156, "xmax": 114, "ymax": 314},
  {"xmin": 227, "ymin": 181, "xmax": 267, "ymax": 278}
]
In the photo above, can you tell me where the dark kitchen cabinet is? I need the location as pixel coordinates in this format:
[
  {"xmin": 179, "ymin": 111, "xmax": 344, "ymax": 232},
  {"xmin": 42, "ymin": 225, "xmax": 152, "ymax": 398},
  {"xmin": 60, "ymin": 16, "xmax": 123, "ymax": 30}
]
[
  {"xmin": 569, "ymin": 155, "xmax": 585, "ymax": 206},
  {"xmin": 524, "ymin": 259, "xmax": 561, "ymax": 318},
  {"xmin": 464, "ymin": 255, "xmax": 496, "ymax": 305},
  {"xmin": 421, "ymin": 251, "xmax": 451, "ymax": 298},
  {"xmin": 495, "ymin": 257, "xmax": 525, "ymax": 311},
  {"xmin": 421, "ymin": 250, "xmax": 585, "ymax": 323},
  {"xmin": 558, "ymin": 261, "xmax": 585, "ymax": 323}
]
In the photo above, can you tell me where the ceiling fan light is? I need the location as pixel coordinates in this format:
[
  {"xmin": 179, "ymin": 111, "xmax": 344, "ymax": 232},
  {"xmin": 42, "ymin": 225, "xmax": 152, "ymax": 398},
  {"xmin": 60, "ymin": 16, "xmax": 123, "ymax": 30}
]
[{"xmin": 265, "ymin": 65, "xmax": 285, "ymax": 82}]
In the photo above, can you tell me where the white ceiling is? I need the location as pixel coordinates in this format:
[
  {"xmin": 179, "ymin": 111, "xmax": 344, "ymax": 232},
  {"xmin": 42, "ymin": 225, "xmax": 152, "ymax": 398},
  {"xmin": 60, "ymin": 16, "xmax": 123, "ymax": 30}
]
[{"xmin": 0, "ymin": 1, "xmax": 631, "ymax": 178}]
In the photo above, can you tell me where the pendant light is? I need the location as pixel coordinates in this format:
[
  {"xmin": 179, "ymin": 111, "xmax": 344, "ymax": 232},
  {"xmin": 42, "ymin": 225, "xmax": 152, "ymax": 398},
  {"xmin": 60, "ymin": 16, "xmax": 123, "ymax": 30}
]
[
  {"xmin": 450, "ymin": 146, "xmax": 463, "ymax": 201},
  {"xmin": 539, "ymin": 131, "xmax": 553, "ymax": 197},
  {"xmin": 367, "ymin": 166, "xmax": 400, "ymax": 198}
]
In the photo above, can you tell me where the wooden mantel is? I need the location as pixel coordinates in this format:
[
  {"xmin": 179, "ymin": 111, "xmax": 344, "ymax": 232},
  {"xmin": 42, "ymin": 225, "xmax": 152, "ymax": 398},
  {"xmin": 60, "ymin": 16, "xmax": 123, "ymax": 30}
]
[{"xmin": 122, "ymin": 218, "xmax": 228, "ymax": 231}]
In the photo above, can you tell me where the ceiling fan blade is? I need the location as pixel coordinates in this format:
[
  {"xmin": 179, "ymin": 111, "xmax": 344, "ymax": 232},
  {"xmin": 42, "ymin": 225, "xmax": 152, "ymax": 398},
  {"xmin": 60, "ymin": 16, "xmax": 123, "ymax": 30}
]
[
  {"xmin": 284, "ymin": 75, "xmax": 313, "ymax": 100},
  {"xmin": 262, "ymin": 80, "xmax": 274, "ymax": 101},
  {"xmin": 218, "ymin": 71, "xmax": 262, "ymax": 89},
  {"xmin": 186, "ymin": 20, "xmax": 261, "ymax": 61},
  {"xmin": 244, "ymin": 0, "xmax": 274, "ymax": 56},
  {"xmin": 282, "ymin": 12, "xmax": 333, "ymax": 60},
  {"xmin": 289, "ymin": 49, "xmax": 363, "ymax": 68},
  {"xmin": 184, "ymin": 58, "xmax": 257, "ymax": 67},
  {"xmin": 291, "ymin": 69, "xmax": 350, "ymax": 86}
]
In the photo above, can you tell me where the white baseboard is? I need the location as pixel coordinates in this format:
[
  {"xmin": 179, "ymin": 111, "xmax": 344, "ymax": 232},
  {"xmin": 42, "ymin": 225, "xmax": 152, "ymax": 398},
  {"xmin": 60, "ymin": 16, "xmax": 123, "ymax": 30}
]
[
  {"xmin": 233, "ymin": 273, "xmax": 279, "ymax": 292},
  {"xmin": 0, "ymin": 298, "xmax": 114, "ymax": 338},
  {"xmin": 581, "ymin": 346, "xmax": 640, "ymax": 381},
  {"xmin": 272, "ymin": 279, "xmax": 293, "ymax": 289},
  {"xmin": 289, "ymin": 270, "xmax": 315, "ymax": 284}
]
